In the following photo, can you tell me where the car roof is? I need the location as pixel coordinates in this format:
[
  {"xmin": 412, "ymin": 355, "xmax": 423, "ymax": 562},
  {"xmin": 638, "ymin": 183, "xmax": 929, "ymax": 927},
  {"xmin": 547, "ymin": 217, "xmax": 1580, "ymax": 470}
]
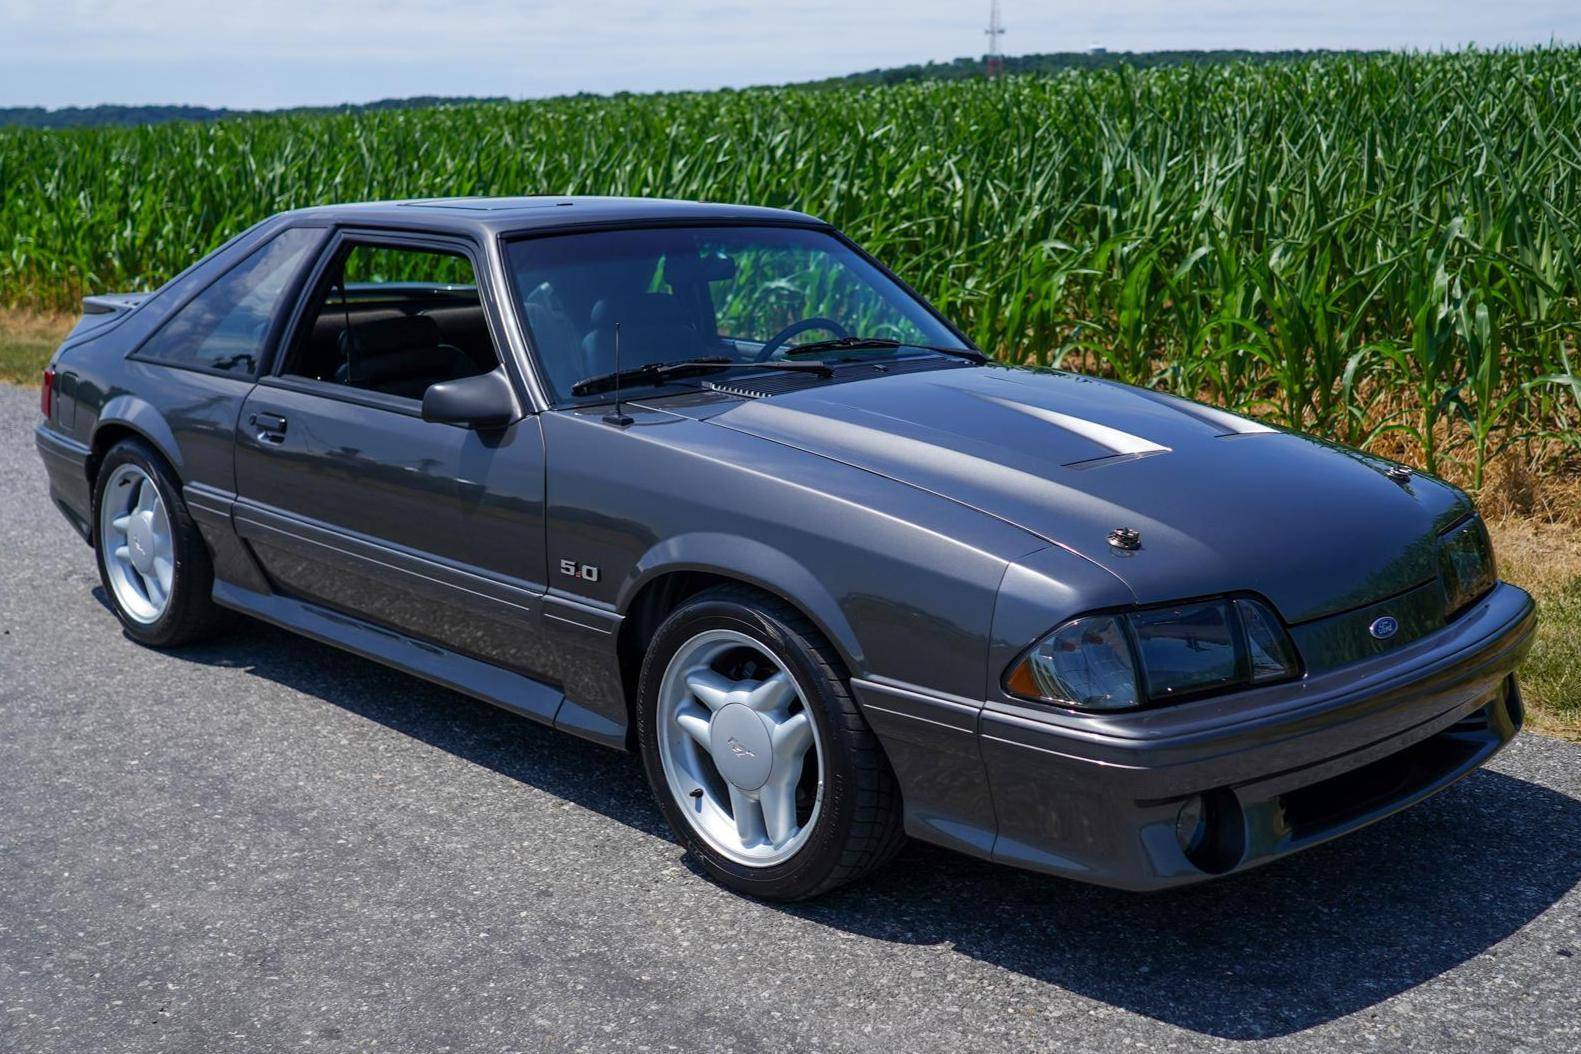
[{"xmin": 280, "ymin": 196, "xmax": 826, "ymax": 236}]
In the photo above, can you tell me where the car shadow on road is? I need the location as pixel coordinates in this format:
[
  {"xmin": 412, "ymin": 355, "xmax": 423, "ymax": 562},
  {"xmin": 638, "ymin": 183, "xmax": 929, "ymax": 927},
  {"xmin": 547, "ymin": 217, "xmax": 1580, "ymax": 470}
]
[
  {"xmin": 133, "ymin": 600, "xmax": 675, "ymax": 840},
  {"xmin": 791, "ymin": 768, "xmax": 1581, "ymax": 1039},
  {"xmin": 163, "ymin": 610, "xmax": 1581, "ymax": 1043}
]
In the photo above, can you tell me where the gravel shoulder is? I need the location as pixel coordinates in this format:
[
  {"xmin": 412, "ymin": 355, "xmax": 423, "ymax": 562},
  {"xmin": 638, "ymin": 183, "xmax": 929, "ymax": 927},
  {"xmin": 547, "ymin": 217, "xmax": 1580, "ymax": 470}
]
[{"xmin": 2, "ymin": 383, "xmax": 1578, "ymax": 1053}]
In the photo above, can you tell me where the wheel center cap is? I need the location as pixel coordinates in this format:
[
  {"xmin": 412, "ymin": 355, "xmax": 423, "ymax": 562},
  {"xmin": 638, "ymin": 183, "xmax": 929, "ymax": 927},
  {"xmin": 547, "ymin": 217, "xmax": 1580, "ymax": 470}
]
[
  {"xmin": 709, "ymin": 703, "xmax": 773, "ymax": 791},
  {"xmin": 127, "ymin": 516, "xmax": 155, "ymax": 574}
]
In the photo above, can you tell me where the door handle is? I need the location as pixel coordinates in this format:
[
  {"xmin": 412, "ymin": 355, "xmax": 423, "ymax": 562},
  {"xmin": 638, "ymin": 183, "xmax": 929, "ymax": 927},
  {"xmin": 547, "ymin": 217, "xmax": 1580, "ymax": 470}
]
[{"xmin": 249, "ymin": 412, "xmax": 288, "ymax": 443}]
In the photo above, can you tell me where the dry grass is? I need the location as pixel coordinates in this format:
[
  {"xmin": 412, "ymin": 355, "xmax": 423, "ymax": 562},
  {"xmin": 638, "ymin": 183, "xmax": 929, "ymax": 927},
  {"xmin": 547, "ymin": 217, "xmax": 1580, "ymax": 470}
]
[
  {"xmin": 0, "ymin": 309, "xmax": 72, "ymax": 385},
  {"xmin": 1457, "ymin": 452, "xmax": 1581, "ymax": 526},
  {"xmin": 1488, "ymin": 518, "xmax": 1581, "ymax": 740},
  {"xmin": 1352, "ymin": 384, "xmax": 1581, "ymax": 524}
]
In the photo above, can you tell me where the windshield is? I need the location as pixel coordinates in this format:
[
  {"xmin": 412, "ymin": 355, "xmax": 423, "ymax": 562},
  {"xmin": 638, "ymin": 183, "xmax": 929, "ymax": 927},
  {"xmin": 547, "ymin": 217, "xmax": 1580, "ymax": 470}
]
[{"xmin": 503, "ymin": 225, "xmax": 967, "ymax": 403}]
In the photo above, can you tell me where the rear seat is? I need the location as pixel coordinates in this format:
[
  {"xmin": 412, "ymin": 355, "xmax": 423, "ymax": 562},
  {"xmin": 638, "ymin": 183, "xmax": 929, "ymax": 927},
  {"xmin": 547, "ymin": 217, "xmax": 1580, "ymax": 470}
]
[
  {"xmin": 422, "ymin": 304, "xmax": 498, "ymax": 373},
  {"xmin": 337, "ymin": 314, "xmax": 479, "ymax": 400}
]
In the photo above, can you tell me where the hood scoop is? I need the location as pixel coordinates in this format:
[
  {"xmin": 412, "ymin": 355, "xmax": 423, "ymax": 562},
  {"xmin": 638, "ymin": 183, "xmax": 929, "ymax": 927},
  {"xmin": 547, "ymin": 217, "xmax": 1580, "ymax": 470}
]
[{"xmin": 967, "ymin": 391, "xmax": 1172, "ymax": 468}]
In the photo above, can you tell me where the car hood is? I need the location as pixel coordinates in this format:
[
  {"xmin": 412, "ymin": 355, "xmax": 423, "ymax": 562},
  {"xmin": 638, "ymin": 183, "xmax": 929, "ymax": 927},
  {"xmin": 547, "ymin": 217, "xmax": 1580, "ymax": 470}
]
[{"xmin": 709, "ymin": 365, "xmax": 1471, "ymax": 623}]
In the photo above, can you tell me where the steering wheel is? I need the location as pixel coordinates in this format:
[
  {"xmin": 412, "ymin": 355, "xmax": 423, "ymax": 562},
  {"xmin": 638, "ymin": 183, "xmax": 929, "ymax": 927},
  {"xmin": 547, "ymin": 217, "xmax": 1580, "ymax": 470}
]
[{"xmin": 754, "ymin": 317, "xmax": 850, "ymax": 362}]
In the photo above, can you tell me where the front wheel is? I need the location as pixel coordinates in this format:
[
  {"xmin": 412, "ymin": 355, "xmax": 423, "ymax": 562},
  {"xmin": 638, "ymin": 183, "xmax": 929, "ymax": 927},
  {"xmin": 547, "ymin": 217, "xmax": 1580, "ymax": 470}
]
[{"xmin": 636, "ymin": 586, "xmax": 905, "ymax": 900}]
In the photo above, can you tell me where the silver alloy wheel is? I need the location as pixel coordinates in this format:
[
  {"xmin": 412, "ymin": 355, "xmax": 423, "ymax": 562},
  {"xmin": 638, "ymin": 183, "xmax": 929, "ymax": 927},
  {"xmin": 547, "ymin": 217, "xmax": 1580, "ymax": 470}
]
[
  {"xmin": 99, "ymin": 464, "xmax": 174, "ymax": 624},
  {"xmin": 656, "ymin": 628, "xmax": 825, "ymax": 867}
]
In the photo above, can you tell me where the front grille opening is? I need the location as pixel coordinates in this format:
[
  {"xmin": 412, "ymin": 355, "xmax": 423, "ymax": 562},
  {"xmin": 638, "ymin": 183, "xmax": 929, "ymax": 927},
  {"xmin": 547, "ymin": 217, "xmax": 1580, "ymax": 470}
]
[{"xmin": 1276, "ymin": 684, "xmax": 1512, "ymax": 841}]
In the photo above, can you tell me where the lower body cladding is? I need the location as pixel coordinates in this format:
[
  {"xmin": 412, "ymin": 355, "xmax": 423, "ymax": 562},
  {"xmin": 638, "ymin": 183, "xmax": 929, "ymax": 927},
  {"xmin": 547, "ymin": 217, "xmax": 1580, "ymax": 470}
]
[{"xmin": 854, "ymin": 582, "xmax": 1537, "ymax": 891}]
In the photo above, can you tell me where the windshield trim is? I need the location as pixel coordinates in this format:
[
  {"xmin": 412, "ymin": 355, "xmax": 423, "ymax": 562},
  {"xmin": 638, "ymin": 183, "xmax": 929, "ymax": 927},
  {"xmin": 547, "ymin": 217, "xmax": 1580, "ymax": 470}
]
[{"xmin": 499, "ymin": 221, "xmax": 982, "ymax": 409}]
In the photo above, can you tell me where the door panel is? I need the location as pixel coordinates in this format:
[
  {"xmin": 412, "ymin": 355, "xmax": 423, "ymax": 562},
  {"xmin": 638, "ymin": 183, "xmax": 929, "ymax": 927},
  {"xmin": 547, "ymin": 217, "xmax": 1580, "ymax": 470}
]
[{"xmin": 233, "ymin": 382, "xmax": 554, "ymax": 678}]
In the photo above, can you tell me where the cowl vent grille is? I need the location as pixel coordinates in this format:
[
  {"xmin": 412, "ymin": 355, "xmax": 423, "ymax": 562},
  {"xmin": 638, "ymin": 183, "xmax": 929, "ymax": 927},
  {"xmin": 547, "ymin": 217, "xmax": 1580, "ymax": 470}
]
[{"xmin": 706, "ymin": 358, "xmax": 972, "ymax": 398}]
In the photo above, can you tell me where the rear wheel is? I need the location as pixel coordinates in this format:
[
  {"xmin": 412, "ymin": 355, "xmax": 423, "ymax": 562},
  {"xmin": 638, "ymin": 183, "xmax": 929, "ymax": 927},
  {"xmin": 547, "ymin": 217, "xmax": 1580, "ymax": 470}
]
[
  {"xmin": 637, "ymin": 586, "xmax": 906, "ymax": 900},
  {"xmin": 93, "ymin": 439, "xmax": 231, "ymax": 648}
]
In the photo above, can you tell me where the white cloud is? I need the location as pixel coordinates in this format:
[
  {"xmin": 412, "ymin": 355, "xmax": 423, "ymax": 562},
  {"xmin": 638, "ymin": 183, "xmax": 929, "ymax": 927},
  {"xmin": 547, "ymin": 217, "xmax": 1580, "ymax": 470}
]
[{"xmin": 1, "ymin": 1, "xmax": 1577, "ymax": 108}]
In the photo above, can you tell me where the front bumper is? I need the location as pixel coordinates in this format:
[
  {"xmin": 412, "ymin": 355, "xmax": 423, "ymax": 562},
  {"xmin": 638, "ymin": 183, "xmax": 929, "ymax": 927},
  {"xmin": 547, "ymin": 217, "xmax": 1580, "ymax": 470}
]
[{"xmin": 859, "ymin": 581, "xmax": 1537, "ymax": 890}]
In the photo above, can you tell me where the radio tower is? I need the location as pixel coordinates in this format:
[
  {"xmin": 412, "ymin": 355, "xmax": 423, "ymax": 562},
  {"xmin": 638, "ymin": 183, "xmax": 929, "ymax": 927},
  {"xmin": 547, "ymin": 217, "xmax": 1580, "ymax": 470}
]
[{"xmin": 984, "ymin": 0, "xmax": 1006, "ymax": 79}]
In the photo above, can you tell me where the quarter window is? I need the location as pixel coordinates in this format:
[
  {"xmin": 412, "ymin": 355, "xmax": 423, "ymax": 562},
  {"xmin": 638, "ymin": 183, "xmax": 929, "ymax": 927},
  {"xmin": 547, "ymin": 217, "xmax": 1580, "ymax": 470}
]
[{"xmin": 137, "ymin": 227, "xmax": 321, "ymax": 376}]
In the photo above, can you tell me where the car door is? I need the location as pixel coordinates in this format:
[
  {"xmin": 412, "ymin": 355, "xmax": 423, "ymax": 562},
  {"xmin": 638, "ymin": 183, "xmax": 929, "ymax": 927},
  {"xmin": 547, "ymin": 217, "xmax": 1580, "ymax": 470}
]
[
  {"xmin": 93, "ymin": 224, "xmax": 328, "ymax": 584},
  {"xmin": 232, "ymin": 230, "xmax": 557, "ymax": 684}
]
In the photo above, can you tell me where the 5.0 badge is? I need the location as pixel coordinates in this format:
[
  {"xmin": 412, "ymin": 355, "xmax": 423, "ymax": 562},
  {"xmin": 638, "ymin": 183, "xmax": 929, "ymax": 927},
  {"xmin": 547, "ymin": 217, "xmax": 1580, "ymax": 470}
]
[{"xmin": 558, "ymin": 559, "xmax": 601, "ymax": 583}]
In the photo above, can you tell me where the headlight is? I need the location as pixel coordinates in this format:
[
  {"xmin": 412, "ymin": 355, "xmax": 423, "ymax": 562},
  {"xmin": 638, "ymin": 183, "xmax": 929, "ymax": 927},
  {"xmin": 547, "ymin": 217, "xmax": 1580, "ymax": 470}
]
[
  {"xmin": 1439, "ymin": 516, "xmax": 1496, "ymax": 618},
  {"xmin": 1004, "ymin": 614, "xmax": 1141, "ymax": 710},
  {"xmin": 1004, "ymin": 597, "xmax": 1300, "ymax": 711}
]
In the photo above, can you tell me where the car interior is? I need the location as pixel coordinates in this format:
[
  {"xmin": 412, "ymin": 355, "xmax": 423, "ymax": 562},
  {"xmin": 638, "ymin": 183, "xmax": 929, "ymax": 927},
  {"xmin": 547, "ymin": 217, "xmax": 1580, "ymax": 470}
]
[
  {"xmin": 515, "ymin": 250, "xmax": 729, "ymax": 398},
  {"xmin": 285, "ymin": 231, "xmax": 939, "ymax": 405},
  {"xmin": 285, "ymin": 243, "xmax": 500, "ymax": 400},
  {"xmin": 506, "ymin": 227, "xmax": 949, "ymax": 401}
]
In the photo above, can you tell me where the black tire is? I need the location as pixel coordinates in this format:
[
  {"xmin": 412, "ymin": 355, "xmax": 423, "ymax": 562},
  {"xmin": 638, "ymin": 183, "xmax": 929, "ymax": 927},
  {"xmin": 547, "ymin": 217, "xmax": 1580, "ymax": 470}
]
[
  {"xmin": 92, "ymin": 438, "xmax": 232, "ymax": 648},
  {"xmin": 636, "ymin": 585, "xmax": 906, "ymax": 900}
]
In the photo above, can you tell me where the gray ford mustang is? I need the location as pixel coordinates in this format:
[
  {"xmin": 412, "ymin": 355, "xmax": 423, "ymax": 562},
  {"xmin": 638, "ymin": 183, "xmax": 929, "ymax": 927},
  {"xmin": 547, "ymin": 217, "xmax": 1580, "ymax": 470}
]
[{"xmin": 34, "ymin": 197, "xmax": 1536, "ymax": 900}]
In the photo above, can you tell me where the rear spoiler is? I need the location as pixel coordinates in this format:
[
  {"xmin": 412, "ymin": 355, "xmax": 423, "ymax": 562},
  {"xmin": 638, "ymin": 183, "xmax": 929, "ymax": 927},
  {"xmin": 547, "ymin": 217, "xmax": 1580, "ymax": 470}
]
[
  {"xmin": 65, "ymin": 291, "xmax": 153, "ymax": 345},
  {"xmin": 82, "ymin": 292, "xmax": 151, "ymax": 315}
]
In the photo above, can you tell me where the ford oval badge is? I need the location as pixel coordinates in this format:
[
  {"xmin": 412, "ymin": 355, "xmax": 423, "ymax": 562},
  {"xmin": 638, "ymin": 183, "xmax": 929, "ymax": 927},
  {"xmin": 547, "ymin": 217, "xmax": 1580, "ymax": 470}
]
[{"xmin": 1369, "ymin": 615, "xmax": 1400, "ymax": 640}]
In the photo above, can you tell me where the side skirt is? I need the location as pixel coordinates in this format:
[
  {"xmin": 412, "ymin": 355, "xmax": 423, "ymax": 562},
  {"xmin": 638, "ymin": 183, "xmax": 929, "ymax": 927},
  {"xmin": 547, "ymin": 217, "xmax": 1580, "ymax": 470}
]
[{"xmin": 211, "ymin": 580, "xmax": 628, "ymax": 751}]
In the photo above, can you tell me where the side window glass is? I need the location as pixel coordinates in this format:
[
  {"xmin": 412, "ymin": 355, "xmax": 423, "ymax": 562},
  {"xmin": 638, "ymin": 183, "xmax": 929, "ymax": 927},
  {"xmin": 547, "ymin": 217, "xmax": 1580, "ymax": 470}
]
[
  {"xmin": 138, "ymin": 227, "xmax": 320, "ymax": 376},
  {"xmin": 284, "ymin": 242, "xmax": 498, "ymax": 401}
]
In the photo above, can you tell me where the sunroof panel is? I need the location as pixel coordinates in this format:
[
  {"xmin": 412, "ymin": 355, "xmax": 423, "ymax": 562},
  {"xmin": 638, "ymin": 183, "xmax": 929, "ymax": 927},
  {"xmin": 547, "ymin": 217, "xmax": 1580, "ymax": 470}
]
[{"xmin": 399, "ymin": 197, "xmax": 574, "ymax": 211}]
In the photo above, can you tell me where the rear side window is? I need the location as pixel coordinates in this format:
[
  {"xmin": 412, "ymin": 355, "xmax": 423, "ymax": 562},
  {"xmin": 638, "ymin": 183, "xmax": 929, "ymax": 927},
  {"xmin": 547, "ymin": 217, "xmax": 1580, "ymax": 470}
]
[{"xmin": 136, "ymin": 227, "xmax": 320, "ymax": 376}]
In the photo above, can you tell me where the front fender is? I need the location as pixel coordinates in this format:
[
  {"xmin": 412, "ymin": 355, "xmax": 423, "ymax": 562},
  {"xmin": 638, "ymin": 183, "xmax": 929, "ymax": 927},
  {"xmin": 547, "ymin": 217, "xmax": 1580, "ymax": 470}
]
[{"xmin": 621, "ymin": 531, "xmax": 866, "ymax": 673}]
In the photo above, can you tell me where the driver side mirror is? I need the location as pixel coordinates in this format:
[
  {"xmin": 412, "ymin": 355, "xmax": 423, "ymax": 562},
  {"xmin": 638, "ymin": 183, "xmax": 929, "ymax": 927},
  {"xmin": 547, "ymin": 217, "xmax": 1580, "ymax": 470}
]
[{"xmin": 422, "ymin": 367, "xmax": 518, "ymax": 429}]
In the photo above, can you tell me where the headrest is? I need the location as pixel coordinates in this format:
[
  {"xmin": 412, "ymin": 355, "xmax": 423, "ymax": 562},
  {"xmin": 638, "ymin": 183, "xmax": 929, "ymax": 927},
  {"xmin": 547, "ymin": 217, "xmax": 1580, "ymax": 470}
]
[
  {"xmin": 340, "ymin": 313, "xmax": 443, "ymax": 358},
  {"xmin": 588, "ymin": 293, "xmax": 687, "ymax": 330}
]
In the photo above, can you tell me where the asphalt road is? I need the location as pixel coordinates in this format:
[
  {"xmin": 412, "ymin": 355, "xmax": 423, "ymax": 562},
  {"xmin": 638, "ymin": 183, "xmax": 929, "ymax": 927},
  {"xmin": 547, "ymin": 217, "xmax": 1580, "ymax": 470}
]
[{"xmin": 2, "ymin": 382, "xmax": 1579, "ymax": 1053}]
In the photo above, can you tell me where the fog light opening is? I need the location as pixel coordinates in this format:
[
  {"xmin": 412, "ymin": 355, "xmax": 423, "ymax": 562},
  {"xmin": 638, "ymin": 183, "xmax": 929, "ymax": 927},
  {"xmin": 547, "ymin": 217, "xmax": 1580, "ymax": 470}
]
[
  {"xmin": 1175, "ymin": 796, "xmax": 1208, "ymax": 858},
  {"xmin": 1173, "ymin": 789, "xmax": 1245, "ymax": 874}
]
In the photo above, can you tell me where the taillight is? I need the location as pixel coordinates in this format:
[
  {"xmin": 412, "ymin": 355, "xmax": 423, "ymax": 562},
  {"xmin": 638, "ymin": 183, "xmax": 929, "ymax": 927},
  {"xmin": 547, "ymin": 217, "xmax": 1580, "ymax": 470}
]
[{"xmin": 41, "ymin": 366, "xmax": 56, "ymax": 420}]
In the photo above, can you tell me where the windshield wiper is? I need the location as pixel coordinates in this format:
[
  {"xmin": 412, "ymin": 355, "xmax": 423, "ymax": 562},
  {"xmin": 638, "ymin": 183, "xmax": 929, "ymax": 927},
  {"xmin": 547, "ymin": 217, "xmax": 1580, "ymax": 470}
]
[
  {"xmin": 572, "ymin": 357, "xmax": 732, "ymax": 397},
  {"xmin": 784, "ymin": 337, "xmax": 989, "ymax": 363}
]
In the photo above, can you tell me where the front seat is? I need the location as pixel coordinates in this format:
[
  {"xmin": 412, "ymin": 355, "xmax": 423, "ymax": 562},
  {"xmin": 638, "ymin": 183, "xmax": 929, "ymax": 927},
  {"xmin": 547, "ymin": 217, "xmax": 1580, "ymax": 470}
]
[
  {"xmin": 580, "ymin": 293, "xmax": 699, "ymax": 376},
  {"xmin": 521, "ymin": 282, "xmax": 588, "ymax": 397},
  {"xmin": 337, "ymin": 314, "xmax": 476, "ymax": 400}
]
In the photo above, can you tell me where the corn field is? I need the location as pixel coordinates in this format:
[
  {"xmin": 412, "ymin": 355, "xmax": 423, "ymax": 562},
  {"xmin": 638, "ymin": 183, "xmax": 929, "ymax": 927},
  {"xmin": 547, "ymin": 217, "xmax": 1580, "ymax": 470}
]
[{"xmin": 2, "ymin": 48, "xmax": 1579, "ymax": 485}]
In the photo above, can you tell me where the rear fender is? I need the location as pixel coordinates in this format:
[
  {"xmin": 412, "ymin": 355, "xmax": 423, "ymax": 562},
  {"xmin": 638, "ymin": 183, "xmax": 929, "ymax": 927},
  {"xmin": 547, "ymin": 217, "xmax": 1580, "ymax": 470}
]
[{"xmin": 92, "ymin": 395, "xmax": 184, "ymax": 477}]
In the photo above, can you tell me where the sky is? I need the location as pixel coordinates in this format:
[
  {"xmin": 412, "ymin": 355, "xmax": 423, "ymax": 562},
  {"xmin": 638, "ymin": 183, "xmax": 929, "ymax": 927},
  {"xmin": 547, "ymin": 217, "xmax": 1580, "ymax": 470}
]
[{"xmin": 2, "ymin": 1, "xmax": 1579, "ymax": 110}]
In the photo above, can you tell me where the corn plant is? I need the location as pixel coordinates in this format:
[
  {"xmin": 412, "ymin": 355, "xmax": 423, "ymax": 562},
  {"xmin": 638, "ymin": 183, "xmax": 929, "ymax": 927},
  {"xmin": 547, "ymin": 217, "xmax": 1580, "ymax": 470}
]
[{"xmin": 3, "ymin": 48, "xmax": 1580, "ymax": 484}]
